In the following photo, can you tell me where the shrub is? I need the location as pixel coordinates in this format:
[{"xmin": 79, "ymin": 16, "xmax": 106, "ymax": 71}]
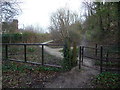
[
  {"xmin": 71, "ymin": 42, "xmax": 77, "ymax": 67},
  {"xmin": 2, "ymin": 33, "xmax": 22, "ymax": 43},
  {"xmin": 61, "ymin": 38, "xmax": 72, "ymax": 71},
  {"xmin": 61, "ymin": 38, "xmax": 78, "ymax": 71}
]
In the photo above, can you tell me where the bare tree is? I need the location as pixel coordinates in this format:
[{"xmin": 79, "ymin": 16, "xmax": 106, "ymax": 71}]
[
  {"xmin": 82, "ymin": 1, "xmax": 96, "ymax": 19},
  {"xmin": 0, "ymin": 0, "xmax": 22, "ymax": 22},
  {"xmin": 49, "ymin": 8, "xmax": 80, "ymax": 41}
]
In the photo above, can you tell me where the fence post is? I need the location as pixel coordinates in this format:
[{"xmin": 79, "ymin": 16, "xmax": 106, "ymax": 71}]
[
  {"xmin": 81, "ymin": 46, "xmax": 84, "ymax": 64},
  {"xmin": 95, "ymin": 44, "xmax": 98, "ymax": 57},
  {"xmin": 5, "ymin": 45, "xmax": 8, "ymax": 60},
  {"xmin": 100, "ymin": 46, "xmax": 103, "ymax": 73},
  {"xmin": 79, "ymin": 46, "xmax": 81, "ymax": 69},
  {"xmin": 24, "ymin": 45, "xmax": 27, "ymax": 62},
  {"xmin": 106, "ymin": 51, "xmax": 109, "ymax": 71},
  {"xmin": 42, "ymin": 45, "xmax": 44, "ymax": 65}
]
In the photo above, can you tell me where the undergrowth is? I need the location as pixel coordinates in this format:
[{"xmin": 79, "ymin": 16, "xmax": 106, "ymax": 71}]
[
  {"xmin": 93, "ymin": 72, "xmax": 120, "ymax": 88},
  {"xmin": 2, "ymin": 61, "xmax": 62, "ymax": 73}
]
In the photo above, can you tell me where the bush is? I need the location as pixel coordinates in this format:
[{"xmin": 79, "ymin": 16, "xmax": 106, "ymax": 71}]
[
  {"xmin": 71, "ymin": 42, "xmax": 77, "ymax": 67},
  {"xmin": 61, "ymin": 38, "xmax": 72, "ymax": 71},
  {"xmin": 61, "ymin": 38, "xmax": 77, "ymax": 71},
  {"xmin": 2, "ymin": 33, "xmax": 22, "ymax": 43}
]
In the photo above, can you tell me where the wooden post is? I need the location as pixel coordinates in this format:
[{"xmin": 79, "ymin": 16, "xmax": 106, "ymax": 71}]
[
  {"xmin": 42, "ymin": 45, "xmax": 44, "ymax": 65},
  {"xmin": 5, "ymin": 45, "xmax": 8, "ymax": 60},
  {"xmin": 100, "ymin": 46, "xmax": 103, "ymax": 73},
  {"xmin": 24, "ymin": 45, "xmax": 27, "ymax": 62},
  {"xmin": 95, "ymin": 44, "xmax": 98, "ymax": 57},
  {"xmin": 79, "ymin": 46, "xmax": 81, "ymax": 69}
]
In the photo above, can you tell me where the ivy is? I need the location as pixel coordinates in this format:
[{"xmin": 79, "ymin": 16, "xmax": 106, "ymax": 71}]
[{"xmin": 61, "ymin": 38, "xmax": 77, "ymax": 71}]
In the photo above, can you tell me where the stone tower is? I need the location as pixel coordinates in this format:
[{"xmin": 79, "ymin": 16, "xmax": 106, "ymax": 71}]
[
  {"xmin": 2, "ymin": 19, "xmax": 19, "ymax": 33},
  {"xmin": 12, "ymin": 19, "xmax": 18, "ymax": 33}
]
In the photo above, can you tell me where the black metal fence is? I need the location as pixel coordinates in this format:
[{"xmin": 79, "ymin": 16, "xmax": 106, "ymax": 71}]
[
  {"xmin": 2, "ymin": 43, "xmax": 63, "ymax": 68},
  {"xmin": 2, "ymin": 43, "xmax": 120, "ymax": 73},
  {"xmin": 79, "ymin": 45, "xmax": 120, "ymax": 73}
]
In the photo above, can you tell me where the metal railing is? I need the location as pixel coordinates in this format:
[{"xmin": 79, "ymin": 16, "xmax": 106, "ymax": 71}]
[
  {"xmin": 2, "ymin": 43, "xmax": 63, "ymax": 68},
  {"xmin": 79, "ymin": 44, "xmax": 120, "ymax": 73}
]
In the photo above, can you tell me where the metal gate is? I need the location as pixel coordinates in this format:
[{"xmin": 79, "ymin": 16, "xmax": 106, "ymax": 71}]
[{"xmin": 78, "ymin": 45, "xmax": 120, "ymax": 73}]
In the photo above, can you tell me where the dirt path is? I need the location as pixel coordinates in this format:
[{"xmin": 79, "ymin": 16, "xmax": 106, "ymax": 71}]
[
  {"xmin": 40, "ymin": 40, "xmax": 99, "ymax": 88},
  {"xmin": 40, "ymin": 40, "xmax": 63, "ymax": 58},
  {"xmin": 42, "ymin": 46, "xmax": 63, "ymax": 58},
  {"xmin": 44, "ymin": 65, "xmax": 99, "ymax": 88}
]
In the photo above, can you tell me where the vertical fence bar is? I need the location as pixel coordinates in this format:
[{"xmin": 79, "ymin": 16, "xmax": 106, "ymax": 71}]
[
  {"xmin": 100, "ymin": 46, "xmax": 103, "ymax": 73},
  {"xmin": 24, "ymin": 45, "xmax": 27, "ymax": 62},
  {"xmin": 95, "ymin": 44, "xmax": 98, "ymax": 57},
  {"xmin": 81, "ymin": 46, "xmax": 84, "ymax": 64},
  {"xmin": 79, "ymin": 46, "xmax": 81, "ymax": 69},
  {"xmin": 5, "ymin": 45, "xmax": 8, "ymax": 60},
  {"xmin": 42, "ymin": 45, "xmax": 44, "ymax": 65},
  {"xmin": 106, "ymin": 51, "xmax": 109, "ymax": 71}
]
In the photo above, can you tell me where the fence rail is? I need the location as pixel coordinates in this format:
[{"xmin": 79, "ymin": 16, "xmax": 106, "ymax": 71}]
[
  {"xmin": 2, "ymin": 43, "xmax": 63, "ymax": 68},
  {"xmin": 2, "ymin": 43, "xmax": 120, "ymax": 73},
  {"xmin": 79, "ymin": 44, "xmax": 120, "ymax": 73}
]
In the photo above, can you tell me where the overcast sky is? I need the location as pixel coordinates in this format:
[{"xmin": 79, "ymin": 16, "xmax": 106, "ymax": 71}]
[
  {"xmin": 18, "ymin": 0, "xmax": 84, "ymax": 32},
  {"xmin": 18, "ymin": 0, "xmax": 119, "ymax": 32}
]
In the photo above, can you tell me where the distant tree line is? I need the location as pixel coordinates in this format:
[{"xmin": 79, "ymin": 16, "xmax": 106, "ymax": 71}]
[{"xmin": 2, "ymin": 26, "xmax": 51, "ymax": 43}]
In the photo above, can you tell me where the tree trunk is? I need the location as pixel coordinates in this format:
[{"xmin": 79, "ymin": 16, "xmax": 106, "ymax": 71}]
[
  {"xmin": 106, "ymin": 3, "xmax": 110, "ymax": 32},
  {"xmin": 117, "ymin": 2, "xmax": 120, "ymax": 45},
  {"xmin": 98, "ymin": 2, "xmax": 104, "ymax": 41}
]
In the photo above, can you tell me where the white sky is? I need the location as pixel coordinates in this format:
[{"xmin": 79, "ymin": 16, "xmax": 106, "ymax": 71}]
[
  {"xmin": 18, "ymin": 0, "xmax": 83, "ymax": 32},
  {"xmin": 17, "ymin": 0, "xmax": 120, "ymax": 32}
]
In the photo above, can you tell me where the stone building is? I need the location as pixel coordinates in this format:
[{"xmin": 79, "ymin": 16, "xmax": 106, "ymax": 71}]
[{"xmin": 2, "ymin": 19, "xmax": 18, "ymax": 34}]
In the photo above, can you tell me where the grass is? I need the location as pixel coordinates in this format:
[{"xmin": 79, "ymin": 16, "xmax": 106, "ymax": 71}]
[
  {"xmin": 93, "ymin": 72, "xmax": 120, "ymax": 88},
  {"xmin": 2, "ymin": 61, "xmax": 62, "ymax": 88},
  {"xmin": 27, "ymin": 47, "xmax": 36, "ymax": 52},
  {"xmin": 2, "ymin": 61, "xmax": 62, "ymax": 73},
  {"xmin": 95, "ymin": 60, "xmax": 120, "ymax": 67},
  {"xmin": 2, "ymin": 45, "xmax": 63, "ymax": 88},
  {"xmin": 103, "ymin": 46, "xmax": 120, "ymax": 53},
  {"xmin": 2, "ymin": 45, "xmax": 62, "ymax": 65}
]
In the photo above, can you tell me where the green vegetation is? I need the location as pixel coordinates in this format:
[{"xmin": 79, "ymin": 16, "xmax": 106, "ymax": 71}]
[
  {"xmin": 2, "ymin": 33, "xmax": 22, "ymax": 43},
  {"xmin": 3, "ymin": 61, "xmax": 33, "ymax": 73},
  {"xmin": 2, "ymin": 61, "xmax": 62, "ymax": 73},
  {"xmin": 93, "ymin": 72, "xmax": 120, "ymax": 88},
  {"xmin": 27, "ymin": 47, "xmax": 36, "ymax": 52},
  {"xmin": 61, "ymin": 38, "xmax": 77, "ymax": 71},
  {"xmin": 8, "ymin": 47, "xmax": 20, "ymax": 52},
  {"xmin": 35, "ymin": 66, "xmax": 62, "ymax": 72},
  {"xmin": 83, "ymin": 2, "xmax": 120, "ymax": 45},
  {"xmin": 2, "ymin": 61, "xmax": 61, "ymax": 88},
  {"xmin": 71, "ymin": 42, "xmax": 77, "ymax": 67},
  {"xmin": 103, "ymin": 46, "xmax": 120, "ymax": 53},
  {"xmin": 95, "ymin": 61, "xmax": 120, "ymax": 67},
  {"xmin": 2, "ymin": 45, "xmax": 62, "ymax": 65},
  {"xmin": 2, "ymin": 32, "xmax": 51, "ymax": 43},
  {"xmin": 62, "ymin": 38, "xmax": 72, "ymax": 71}
]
